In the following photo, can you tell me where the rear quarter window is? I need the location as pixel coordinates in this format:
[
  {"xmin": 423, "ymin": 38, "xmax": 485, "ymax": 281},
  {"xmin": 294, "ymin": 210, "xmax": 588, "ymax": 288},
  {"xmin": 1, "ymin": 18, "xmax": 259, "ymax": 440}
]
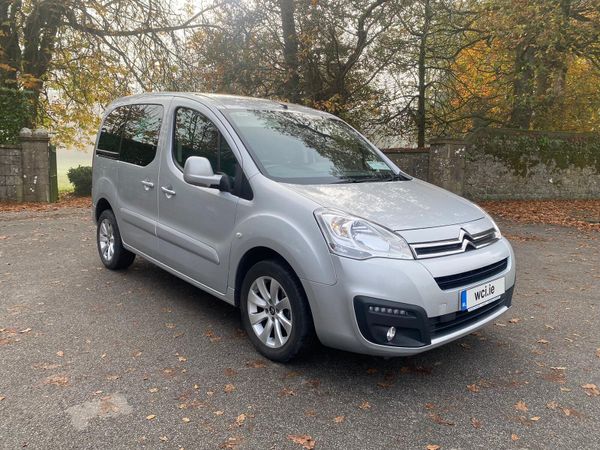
[{"xmin": 97, "ymin": 106, "xmax": 129, "ymax": 158}]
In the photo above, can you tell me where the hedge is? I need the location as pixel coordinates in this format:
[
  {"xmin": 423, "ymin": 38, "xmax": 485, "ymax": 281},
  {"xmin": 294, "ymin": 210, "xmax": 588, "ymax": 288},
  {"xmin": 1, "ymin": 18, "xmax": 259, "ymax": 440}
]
[{"xmin": 67, "ymin": 165, "xmax": 93, "ymax": 196}]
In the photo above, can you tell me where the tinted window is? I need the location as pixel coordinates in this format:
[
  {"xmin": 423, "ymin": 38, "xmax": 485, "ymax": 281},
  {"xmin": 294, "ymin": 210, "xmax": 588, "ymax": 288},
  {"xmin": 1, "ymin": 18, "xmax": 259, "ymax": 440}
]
[
  {"xmin": 174, "ymin": 107, "xmax": 237, "ymax": 178},
  {"xmin": 97, "ymin": 106, "xmax": 128, "ymax": 157},
  {"xmin": 120, "ymin": 104, "xmax": 163, "ymax": 166}
]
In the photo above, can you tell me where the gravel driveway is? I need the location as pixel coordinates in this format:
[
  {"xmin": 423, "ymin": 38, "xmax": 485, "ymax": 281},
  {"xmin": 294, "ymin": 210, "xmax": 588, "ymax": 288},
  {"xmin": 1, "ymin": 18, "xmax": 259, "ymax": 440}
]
[{"xmin": 0, "ymin": 207, "xmax": 598, "ymax": 449}]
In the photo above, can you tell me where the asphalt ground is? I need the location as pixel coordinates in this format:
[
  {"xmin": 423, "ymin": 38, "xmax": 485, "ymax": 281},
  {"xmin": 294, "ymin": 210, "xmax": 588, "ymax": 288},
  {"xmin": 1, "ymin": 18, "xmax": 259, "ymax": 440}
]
[{"xmin": 0, "ymin": 207, "xmax": 598, "ymax": 449}]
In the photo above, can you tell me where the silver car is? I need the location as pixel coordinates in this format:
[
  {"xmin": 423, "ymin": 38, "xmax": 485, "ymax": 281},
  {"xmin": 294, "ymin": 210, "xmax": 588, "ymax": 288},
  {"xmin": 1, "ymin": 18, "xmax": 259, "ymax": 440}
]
[{"xmin": 92, "ymin": 93, "xmax": 516, "ymax": 362}]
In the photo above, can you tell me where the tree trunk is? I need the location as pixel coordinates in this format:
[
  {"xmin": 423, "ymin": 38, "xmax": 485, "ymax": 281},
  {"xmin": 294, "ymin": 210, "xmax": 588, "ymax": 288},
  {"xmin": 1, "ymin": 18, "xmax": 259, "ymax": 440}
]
[
  {"xmin": 509, "ymin": 43, "xmax": 535, "ymax": 129},
  {"xmin": 416, "ymin": 0, "xmax": 431, "ymax": 148},
  {"xmin": 0, "ymin": 0, "xmax": 22, "ymax": 88},
  {"xmin": 279, "ymin": 0, "xmax": 300, "ymax": 103}
]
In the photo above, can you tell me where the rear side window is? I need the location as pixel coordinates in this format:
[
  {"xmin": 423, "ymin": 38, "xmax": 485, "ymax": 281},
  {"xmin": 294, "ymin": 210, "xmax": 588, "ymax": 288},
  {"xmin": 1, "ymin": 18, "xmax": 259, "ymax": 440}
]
[
  {"xmin": 97, "ymin": 106, "xmax": 128, "ymax": 157},
  {"xmin": 120, "ymin": 104, "xmax": 163, "ymax": 166},
  {"xmin": 173, "ymin": 107, "xmax": 237, "ymax": 177}
]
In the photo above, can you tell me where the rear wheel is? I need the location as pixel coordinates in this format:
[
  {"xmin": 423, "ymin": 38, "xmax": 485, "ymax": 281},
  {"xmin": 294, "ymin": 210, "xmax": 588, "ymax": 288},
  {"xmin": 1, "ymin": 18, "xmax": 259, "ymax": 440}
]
[
  {"xmin": 97, "ymin": 209, "xmax": 135, "ymax": 270},
  {"xmin": 240, "ymin": 260, "xmax": 314, "ymax": 362}
]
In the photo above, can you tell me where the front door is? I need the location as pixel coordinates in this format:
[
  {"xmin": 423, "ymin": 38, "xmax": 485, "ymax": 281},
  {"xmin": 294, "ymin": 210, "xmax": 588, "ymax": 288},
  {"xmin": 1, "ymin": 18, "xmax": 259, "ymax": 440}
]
[
  {"xmin": 157, "ymin": 101, "xmax": 240, "ymax": 295},
  {"xmin": 116, "ymin": 104, "xmax": 164, "ymax": 257}
]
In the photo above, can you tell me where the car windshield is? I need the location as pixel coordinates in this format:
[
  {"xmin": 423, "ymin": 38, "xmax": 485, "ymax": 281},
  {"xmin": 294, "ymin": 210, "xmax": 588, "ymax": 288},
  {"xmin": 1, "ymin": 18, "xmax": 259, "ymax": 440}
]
[{"xmin": 225, "ymin": 109, "xmax": 400, "ymax": 184}]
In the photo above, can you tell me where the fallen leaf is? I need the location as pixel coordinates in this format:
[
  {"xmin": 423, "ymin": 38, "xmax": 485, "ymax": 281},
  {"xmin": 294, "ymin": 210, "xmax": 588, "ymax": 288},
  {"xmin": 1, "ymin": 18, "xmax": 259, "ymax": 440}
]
[
  {"xmin": 159, "ymin": 436, "xmax": 168, "ymax": 442},
  {"xmin": 428, "ymin": 412, "xmax": 454, "ymax": 426},
  {"xmin": 508, "ymin": 318, "xmax": 520, "ymax": 324},
  {"xmin": 224, "ymin": 384, "xmax": 235, "ymax": 393},
  {"xmin": 467, "ymin": 383, "xmax": 480, "ymax": 393},
  {"xmin": 596, "ymin": 348, "xmax": 600, "ymax": 358},
  {"xmin": 333, "ymin": 415, "xmax": 345, "ymax": 423},
  {"xmin": 0, "ymin": 396, "xmax": 5, "ymax": 401},
  {"xmin": 56, "ymin": 351, "xmax": 64, "ymax": 357},
  {"xmin": 470, "ymin": 417, "xmax": 482, "ymax": 429},
  {"xmin": 305, "ymin": 409, "xmax": 317, "ymax": 417},
  {"xmin": 43, "ymin": 374, "xmax": 69, "ymax": 386},
  {"xmin": 426, "ymin": 445, "xmax": 441, "ymax": 450},
  {"xmin": 511, "ymin": 434, "xmax": 519, "ymax": 442},
  {"xmin": 149, "ymin": 387, "xmax": 159, "ymax": 393},
  {"xmin": 537, "ymin": 339, "xmax": 549, "ymax": 344},
  {"xmin": 204, "ymin": 329, "xmax": 222, "ymax": 342},
  {"xmin": 234, "ymin": 413, "xmax": 246, "ymax": 426},
  {"xmin": 146, "ymin": 414, "xmax": 156, "ymax": 420},
  {"xmin": 279, "ymin": 387, "xmax": 296, "ymax": 397},
  {"xmin": 0, "ymin": 236, "xmax": 7, "ymax": 240},
  {"xmin": 359, "ymin": 401, "xmax": 372, "ymax": 410},
  {"xmin": 224, "ymin": 368, "xmax": 237, "ymax": 377},
  {"xmin": 220, "ymin": 437, "xmax": 243, "ymax": 449},
  {"xmin": 214, "ymin": 410, "xmax": 224, "ymax": 416},
  {"xmin": 546, "ymin": 401, "xmax": 558, "ymax": 410},
  {"xmin": 178, "ymin": 356, "xmax": 187, "ymax": 362},
  {"xmin": 132, "ymin": 351, "xmax": 142, "ymax": 357},
  {"xmin": 245, "ymin": 360, "xmax": 266, "ymax": 369},
  {"xmin": 515, "ymin": 400, "xmax": 528, "ymax": 412},
  {"xmin": 182, "ymin": 417, "xmax": 190, "ymax": 423},
  {"xmin": 582, "ymin": 383, "xmax": 600, "ymax": 397},
  {"xmin": 165, "ymin": 323, "xmax": 176, "ymax": 329},
  {"xmin": 19, "ymin": 328, "xmax": 32, "ymax": 333},
  {"xmin": 424, "ymin": 402, "xmax": 436, "ymax": 410},
  {"xmin": 366, "ymin": 368, "xmax": 378, "ymax": 374},
  {"xmin": 287, "ymin": 435, "xmax": 315, "ymax": 449}
]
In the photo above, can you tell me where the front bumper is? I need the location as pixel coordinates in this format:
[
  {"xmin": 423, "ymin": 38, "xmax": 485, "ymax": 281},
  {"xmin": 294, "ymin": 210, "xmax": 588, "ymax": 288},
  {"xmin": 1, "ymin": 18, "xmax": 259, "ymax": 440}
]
[{"xmin": 301, "ymin": 237, "xmax": 516, "ymax": 357}]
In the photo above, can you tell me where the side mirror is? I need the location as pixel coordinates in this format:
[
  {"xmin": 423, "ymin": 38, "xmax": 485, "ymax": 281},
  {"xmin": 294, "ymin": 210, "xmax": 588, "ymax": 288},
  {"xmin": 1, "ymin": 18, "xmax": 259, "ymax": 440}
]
[{"xmin": 183, "ymin": 156, "xmax": 231, "ymax": 192}]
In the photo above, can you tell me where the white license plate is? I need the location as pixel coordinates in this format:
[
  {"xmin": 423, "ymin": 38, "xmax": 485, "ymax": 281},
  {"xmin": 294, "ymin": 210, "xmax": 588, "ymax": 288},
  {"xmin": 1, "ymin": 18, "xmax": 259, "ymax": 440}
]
[{"xmin": 460, "ymin": 277, "xmax": 505, "ymax": 311}]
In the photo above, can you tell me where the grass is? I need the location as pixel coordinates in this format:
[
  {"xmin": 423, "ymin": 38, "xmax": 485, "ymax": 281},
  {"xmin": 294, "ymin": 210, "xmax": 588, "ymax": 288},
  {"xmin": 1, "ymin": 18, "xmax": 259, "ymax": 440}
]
[{"xmin": 57, "ymin": 147, "xmax": 92, "ymax": 192}]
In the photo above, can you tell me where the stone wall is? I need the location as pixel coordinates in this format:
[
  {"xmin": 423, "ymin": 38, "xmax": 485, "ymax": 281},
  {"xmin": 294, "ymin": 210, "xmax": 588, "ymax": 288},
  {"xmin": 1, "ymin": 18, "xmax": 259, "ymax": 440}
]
[
  {"xmin": 0, "ymin": 129, "xmax": 53, "ymax": 202},
  {"xmin": 382, "ymin": 147, "xmax": 429, "ymax": 180},
  {"xmin": 0, "ymin": 144, "xmax": 23, "ymax": 202},
  {"xmin": 384, "ymin": 130, "xmax": 600, "ymax": 200}
]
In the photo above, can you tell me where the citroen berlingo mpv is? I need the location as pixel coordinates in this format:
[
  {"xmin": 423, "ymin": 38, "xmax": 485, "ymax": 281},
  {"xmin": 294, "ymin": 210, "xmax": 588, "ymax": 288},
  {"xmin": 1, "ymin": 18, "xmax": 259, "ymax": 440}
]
[{"xmin": 92, "ymin": 93, "xmax": 516, "ymax": 362}]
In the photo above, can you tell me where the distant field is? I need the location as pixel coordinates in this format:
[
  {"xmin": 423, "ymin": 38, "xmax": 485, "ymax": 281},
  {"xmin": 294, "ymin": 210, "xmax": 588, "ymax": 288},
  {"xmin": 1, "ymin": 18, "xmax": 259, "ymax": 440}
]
[{"xmin": 57, "ymin": 147, "xmax": 93, "ymax": 191}]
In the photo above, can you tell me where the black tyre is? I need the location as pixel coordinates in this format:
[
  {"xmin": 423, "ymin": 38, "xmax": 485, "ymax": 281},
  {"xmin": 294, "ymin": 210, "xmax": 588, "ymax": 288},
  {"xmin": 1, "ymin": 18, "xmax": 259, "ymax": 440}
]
[
  {"xmin": 240, "ymin": 260, "xmax": 314, "ymax": 362},
  {"xmin": 96, "ymin": 209, "xmax": 135, "ymax": 270}
]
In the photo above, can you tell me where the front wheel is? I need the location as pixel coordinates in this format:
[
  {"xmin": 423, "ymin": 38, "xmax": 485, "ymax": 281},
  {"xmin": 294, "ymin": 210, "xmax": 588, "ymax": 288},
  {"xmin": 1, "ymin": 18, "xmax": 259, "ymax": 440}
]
[
  {"xmin": 96, "ymin": 209, "xmax": 135, "ymax": 270},
  {"xmin": 240, "ymin": 260, "xmax": 314, "ymax": 362}
]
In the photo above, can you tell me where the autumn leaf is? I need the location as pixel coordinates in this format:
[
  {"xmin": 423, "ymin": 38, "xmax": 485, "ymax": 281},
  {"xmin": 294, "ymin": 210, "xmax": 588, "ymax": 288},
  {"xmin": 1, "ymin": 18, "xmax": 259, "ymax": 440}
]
[
  {"xmin": 224, "ymin": 384, "xmax": 235, "ymax": 393},
  {"xmin": 0, "ymin": 396, "xmax": 5, "ymax": 401},
  {"xmin": 56, "ymin": 351, "xmax": 64, "ymax": 357},
  {"xmin": 214, "ymin": 410, "xmax": 224, "ymax": 416},
  {"xmin": 596, "ymin": 348, "xmax": 600, "ymax": 358},
  {"xmin": 178, "ymin": 356, "xmax": 187, "ymax": 362},
  {"xmin": 246, "ymin": 360, "xmax": 266, "ymax": 369},
  {"xmin": 470, "ymin": 417, "xmax": 482, "ymax": 429},
  {"xmin": 220, "ymin": 437, "xmax": 243, "ymax": 449},
  {"xmin": 288, "ymin": 435, "xmax": 316, "ymax": 449},
  {"xmin": 511, "ymin": 434, "xmax": 519, "ymax": 441},
  {"xmin": 467, "ymin": 383, "xmax": 480, "ymax": 393},
  {"xmin": 148, "ymin": 387, "xmax": 159, "ymax": 393},
  {"xmin": 581, "ymin": 383, "xmax": 600, "ymax": 397},
  {"xmin": 234, "ymin": 413, "xmax": 246, "ymax": 426},
  {"xmin": 508, "ymin": 318, "xmax": 520, "ymax": 324},
  {"xmin": 279, "ymin": 387, "xmax": 296, "ymax": 397},
  {"xmin": 146, "ymin": 414, "xmax": 156, "ymax": 420},
  {"xmin": 514, "ymin": 400, "xmax": 528, "ymax": 412},
  {"xmin": 224, "ymin": 368, "xmax": 237, "ymax": 377},
  {"xmin": 43, "ymin": 374, "xmax": 69, "ymax": 386},
  {"xmin": 182, "ymin": 417, "xmax": 191, "ymax": 423},
  {"xmin": 546, "ymin": 401, "xmax": 558, "ymax": 410},
  {"xmin": 530, "ymin": 416, "xmax": 540, "ymax": 421},
  {"xmin": 359, "ymin": 401, "xmax": 372, "ymax": 410},
  {"xmin": 426, "ymin": 445, "xmax": 441, "ymax": 450},
  {"xmin": 537, "ymin": 339, "xmax": 549, "ymax": 344},
  {"xmin": 333, "ymin": 415, "xmax": 345, "ymax": 423},
  {"xmin": 428, "ymin": 412, "xmax": 454, "ymax": 426}
]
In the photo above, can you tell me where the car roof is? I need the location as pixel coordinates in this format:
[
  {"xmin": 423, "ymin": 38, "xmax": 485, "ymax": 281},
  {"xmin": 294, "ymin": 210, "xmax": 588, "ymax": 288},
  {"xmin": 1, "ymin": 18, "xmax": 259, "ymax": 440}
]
[{"xmin": 110, "ymin": 92, "xmax": 331, "ymax": 116}]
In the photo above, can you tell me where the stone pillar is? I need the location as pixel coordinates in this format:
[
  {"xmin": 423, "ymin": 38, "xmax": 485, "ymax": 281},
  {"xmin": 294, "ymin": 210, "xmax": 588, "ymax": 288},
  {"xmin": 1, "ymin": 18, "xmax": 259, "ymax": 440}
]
[
  {"xmin": 20, "ymin": 128, "xmax": 51, "ymax": 202},
  {"xmin": 428, "ymin": 138, "xmax": 467, "ymax": 196},
  {"xmin": 0, "ymin": 144, "xmax": 23, "ymax": 202}
]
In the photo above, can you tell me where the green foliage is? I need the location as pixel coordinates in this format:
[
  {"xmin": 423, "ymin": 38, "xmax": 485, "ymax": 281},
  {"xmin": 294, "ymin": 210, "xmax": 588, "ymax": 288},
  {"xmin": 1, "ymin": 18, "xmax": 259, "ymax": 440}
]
[
  {"xmin": 0, "ymin": 88, "xmax": 34, "ymax": 145},
  {"xmin": 67, "ymin": 165, "xmax": 93, "ymax": 196},
  {"xmin": 467, "ymin": 129, "xmax": 600, "ymax": 177}
]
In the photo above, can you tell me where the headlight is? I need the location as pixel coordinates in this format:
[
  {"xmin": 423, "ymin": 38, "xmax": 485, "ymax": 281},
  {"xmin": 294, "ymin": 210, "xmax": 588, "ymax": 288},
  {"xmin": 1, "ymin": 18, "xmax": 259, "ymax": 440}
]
[{"xmin": 314, "ymin": 208, "xmax": 413, "ymax": 260}]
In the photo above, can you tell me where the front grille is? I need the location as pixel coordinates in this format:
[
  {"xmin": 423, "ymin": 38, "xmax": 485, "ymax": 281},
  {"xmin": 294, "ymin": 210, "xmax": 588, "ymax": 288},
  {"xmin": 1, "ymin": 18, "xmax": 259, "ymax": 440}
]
[
  {"xmin": 434, "ymin": 258, "xmax": 508, "ymax": 290},
  {"xmin": 429, "ymin": 288, "xmax": 513, "ymax": 337},
  {"xmin": 410, "ymin": 228, "xmax": 498, "ymax": 259}
]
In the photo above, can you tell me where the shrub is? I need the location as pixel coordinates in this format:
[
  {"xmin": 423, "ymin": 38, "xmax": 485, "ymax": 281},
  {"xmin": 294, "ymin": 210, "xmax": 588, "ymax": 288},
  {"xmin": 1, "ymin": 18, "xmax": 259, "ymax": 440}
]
[{"xmin": 67, "ymin": 165, "xmax": 93, "ymax": 196}]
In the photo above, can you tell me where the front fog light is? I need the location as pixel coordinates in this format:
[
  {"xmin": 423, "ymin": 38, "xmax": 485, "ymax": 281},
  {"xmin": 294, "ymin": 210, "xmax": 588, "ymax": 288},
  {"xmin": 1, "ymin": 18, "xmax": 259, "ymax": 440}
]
[{"xmin": 386, "ymin": 326, "xmax": 396, "ymax": 342}]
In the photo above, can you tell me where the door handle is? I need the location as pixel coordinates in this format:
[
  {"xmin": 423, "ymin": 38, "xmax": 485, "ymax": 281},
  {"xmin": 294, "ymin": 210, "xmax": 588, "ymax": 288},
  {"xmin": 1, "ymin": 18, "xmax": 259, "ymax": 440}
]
[
  {"xmin": 141, "ymin": 180, "xmax": 154, "ymax": 190},
  {"xmin": 161, "ymin": 186, "xmax": 176, "ymax": 197}
]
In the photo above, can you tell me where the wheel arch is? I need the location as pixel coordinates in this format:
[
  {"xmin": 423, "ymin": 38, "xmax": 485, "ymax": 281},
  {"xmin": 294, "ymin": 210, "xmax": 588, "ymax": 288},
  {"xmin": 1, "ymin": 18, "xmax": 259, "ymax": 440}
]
[{"xmin": 94, "ymin": 197, "xmax": 113, "ymax": 223}]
